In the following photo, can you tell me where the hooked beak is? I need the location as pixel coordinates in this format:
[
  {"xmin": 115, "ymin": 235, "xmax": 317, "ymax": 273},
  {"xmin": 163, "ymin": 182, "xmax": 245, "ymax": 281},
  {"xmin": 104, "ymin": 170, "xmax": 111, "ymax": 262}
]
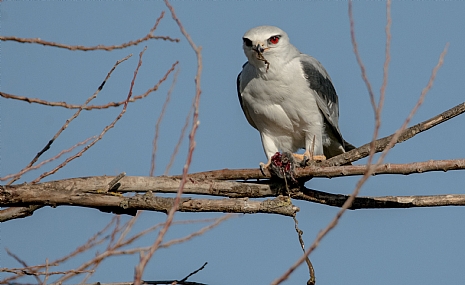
[{"xmin": 253, "ymin": 44, "xmax": 265, "ymax": 54}]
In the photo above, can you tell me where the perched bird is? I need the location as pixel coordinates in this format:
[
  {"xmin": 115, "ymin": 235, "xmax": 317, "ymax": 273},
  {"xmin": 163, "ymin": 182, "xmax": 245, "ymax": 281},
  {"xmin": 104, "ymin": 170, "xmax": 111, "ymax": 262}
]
[{"xmin": 237, "ymin": 25, "xmax": 354, "ymax": 171}]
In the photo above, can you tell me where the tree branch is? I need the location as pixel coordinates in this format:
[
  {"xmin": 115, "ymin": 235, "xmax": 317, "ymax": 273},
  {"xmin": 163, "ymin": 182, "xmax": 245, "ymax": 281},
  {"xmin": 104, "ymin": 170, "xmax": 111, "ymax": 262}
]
[
  {"xmin": 294, "ymin": 187, "xmax": 465, "ymax": 209},
  {"xmin": 0, "ymin": 181, "xmax": 298, "ymax": 219},
  {"xmin": 185, "ymin": 101, "xmax": 465, "ymax": 181},
  {"xmin": 0, "ymin": 62, "xmax": 179, "ymax": 111},
  {"xmin": 322, "ymin": 100, "xmax": 464, "ymax": 167},
  {"xmin": 3, "ymin": 171, "xmax": 465, "ymax": 223},
  {"xmin": 0, "ymin": 11, "xmax": 178, "ymax": 51}
]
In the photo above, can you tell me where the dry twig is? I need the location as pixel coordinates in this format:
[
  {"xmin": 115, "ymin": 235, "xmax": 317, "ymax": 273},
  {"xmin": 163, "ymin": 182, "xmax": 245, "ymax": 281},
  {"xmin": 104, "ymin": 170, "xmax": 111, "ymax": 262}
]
[
  {"xmin": 31, "ymin": 48, "xmax": 145, "ymax": 184},
  {"xmin": 0, "ymin": 136, "xmax": 94, "ymax": 182},
  {"xmin": 134, "ymin": 1, "xmax": 203, "ymax": 284},
  {"xmin": 7, "ymin": 54, "xmax": 131, "ymax": 186},
  {"xmin": 272, "ymin": 1, "xmax": 448, "ymax": 283},
  {"xmin": 150, "ymin": 68, "xmax": 179, "ymax": 176},
  {"xmin": 0, "ymin": 62, "xmax": 179, "ymax": 111},
  {"xmin": 0, "ymin": 11, "xmax": 178, "ymax": 51}
]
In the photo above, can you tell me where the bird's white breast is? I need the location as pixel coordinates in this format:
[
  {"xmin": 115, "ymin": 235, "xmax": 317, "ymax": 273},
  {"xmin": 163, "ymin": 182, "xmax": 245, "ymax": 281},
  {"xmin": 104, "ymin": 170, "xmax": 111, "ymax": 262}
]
[{"xmin": 240, "ymin": 58, "xmax": 324, "ymax": 152}]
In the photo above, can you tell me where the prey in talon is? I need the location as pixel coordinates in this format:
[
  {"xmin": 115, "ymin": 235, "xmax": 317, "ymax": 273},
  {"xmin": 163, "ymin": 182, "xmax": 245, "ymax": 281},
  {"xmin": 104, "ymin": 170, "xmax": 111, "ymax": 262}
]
[{"xmin": 237, "ymin": 26, "xmax": 355, "ymax": 173}]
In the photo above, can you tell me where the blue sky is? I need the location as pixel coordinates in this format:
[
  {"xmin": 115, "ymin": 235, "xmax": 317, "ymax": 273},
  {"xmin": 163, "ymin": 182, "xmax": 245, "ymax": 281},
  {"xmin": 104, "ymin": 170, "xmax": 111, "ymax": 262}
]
[{"xmin": 1, "ymin": 1, "xmax": 465, "ymax": 284}]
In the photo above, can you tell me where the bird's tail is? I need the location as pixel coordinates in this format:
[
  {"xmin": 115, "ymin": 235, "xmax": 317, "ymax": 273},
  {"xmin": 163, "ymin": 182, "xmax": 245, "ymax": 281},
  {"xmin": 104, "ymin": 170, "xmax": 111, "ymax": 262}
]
[{"xmin": 343, "ymin": 140, "xmax": 356, "ymax": 152}]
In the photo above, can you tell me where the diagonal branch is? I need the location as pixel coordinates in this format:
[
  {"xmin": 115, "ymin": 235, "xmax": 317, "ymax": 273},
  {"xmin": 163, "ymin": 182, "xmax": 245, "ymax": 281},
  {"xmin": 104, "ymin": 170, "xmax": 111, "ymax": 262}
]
[
  {"xmin": 184, "ymin": 100, "xmax": 465, "ymax": 181},
  {"xmin": 30, "ymin": 48, "xmax": 143, "ymax": 184},
  {"xmin": 7, "ymin": 54, "xmax": 132, "ymax": 185},
  {"xmin": 0, "ymin": 61, "xmax": 179, "ymax": 111}
]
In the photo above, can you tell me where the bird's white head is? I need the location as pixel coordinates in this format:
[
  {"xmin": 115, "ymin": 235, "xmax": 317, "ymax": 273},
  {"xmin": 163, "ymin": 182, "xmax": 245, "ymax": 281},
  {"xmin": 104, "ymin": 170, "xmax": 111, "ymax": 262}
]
[{"xmin": 242, "ymin": 26, "xmax": 298, "ymax": 70}]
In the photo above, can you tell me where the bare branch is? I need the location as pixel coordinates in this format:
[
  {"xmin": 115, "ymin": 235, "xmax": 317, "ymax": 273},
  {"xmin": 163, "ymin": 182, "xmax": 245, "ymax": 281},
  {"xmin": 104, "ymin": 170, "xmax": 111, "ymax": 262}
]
[
  {"xmin": 134, "ymin": 1, "xmax": 204, "ymax": 284},
  {"xmin": 299, "ymin": 158, "xmax": 465, "ymax": 178},
  {"xmin": 0, "ymin": 11, "xmax": 178, "ymax": 51},
  {"xmin": 1, "ymin": 215, "xmax": 228, "ymax": 284},
  {"xmin": 179, "ymin": 262, "xmax": 208, "ymax": 283},
  {"xmin": 273, "ymin": 2, "xmax": 448, "ymax": 283},
  {"xmin": 349, "ymin": 0, "xmax": 376, "ymax": 114},
  {"xmin": 0, "ymin": 268, "xmax": 93, "ymax": 276},
  {"xmin": 0, "ymin": 182, "xmax": 297, "ymax": 218},
  {"xmin": 292, "ymin": 216, "xmax": 315, "ymax": 285},
  {"xmin": 4, "ymin": 172, "xmax": 465, "ymax": 220},
  {"xmin": 31, "ymin": 48, "xmax": 146, "ymax": 184},
  {"xmin": 0, "ymin": 136, "xmax": 95, "ymax": 182},
  {"xmin": 150, "ymin": 68, "xmax": 179, "ymax": 176},
  {"xmin": 6, "ymin": 249, "xmax": 42, "ymax": 284},
  {"xmin": 164, "ymin": 106, "xmax": 193, "ymax": 175},
  {"xmin": 0, "ymin": 61, "xmax": 179, "ymax": 110},
  {"xmin": 1, "ymin": 217, "xmax": 118, "ymax": 283},
  {"xmin": 324, "ymin": 103, "xmax": 465, "ymax": 168},
  {"xmin": 0, "ymin": 205, "xmax": 43, "ymax": 222},
  {"xmin": 54, "ymin": 216, "xmax": 232, "ymax": 284},
  {"xmin": 294, "ymin": 187, "xmax": 465, "ymax": 209},
  {"xmin": 181, "ymin": 101, "xmax": 465, "ymax": 181},
  {"xmin": 7, "ymin": 54, "xmax": 131, "ymax": 185}
]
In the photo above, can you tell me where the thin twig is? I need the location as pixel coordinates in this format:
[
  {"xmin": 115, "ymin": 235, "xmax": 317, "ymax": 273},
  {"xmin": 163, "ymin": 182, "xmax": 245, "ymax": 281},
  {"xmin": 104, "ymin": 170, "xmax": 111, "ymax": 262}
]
[
  {"xmin": 51, "ymin": 217, "xmax": 230, "ymax": 284},
  {"xmin": 0, "ymin": 12, "xmax": 178, "ymax": 51},
  {"xmin": 7, "ymin": 55, "xmax": 131, "ymax": 185},
  {"xmin": 164, "ymin": 106, "xmax": 193, "ymax": 175},
  {"xmin": 134, "ymin": 1, "xmax": 203, "ymax": 284},
  {"xmin": 6, "ymin": 249, "xmax": 42, "ymax": 284},
  {"xmin": 293, "ymin": 216, "xmax": 315, "ymax": 285},
  {"xmin": 31, "ymin": 48, "xmax": 146, "ymax": 184},
  {"xmin": 272, "ymin": 2, "xmax": 445, "ymax": 283},
  {"xmin": 0, "ymin": 136, "xmax": 94, "ymax": 182},
  {"xmin": 0, "ymin": 62, "xmax": 179, "ymax": 110},
  {"xmin": 150, "ymin": 68, "xmax": 179, "ymax": 176},
  {"xmin": 111, "ymin": 216, "xmax": 233, "ymax": 256},
  {"xmin": 1, "ymin": 216, "xmax": 118, "ymax": 284},
  {"xmin": 183, "ymin": 99, "xmax": 465, "ymax": 181},
  {"xmin": 179, "ymin": 262, "xmax": 208, "ymax": 282}
]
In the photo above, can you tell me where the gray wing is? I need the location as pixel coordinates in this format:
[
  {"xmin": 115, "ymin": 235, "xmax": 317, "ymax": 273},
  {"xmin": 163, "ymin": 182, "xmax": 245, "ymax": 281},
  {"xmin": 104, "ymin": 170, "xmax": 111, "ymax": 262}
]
[
  {"xmin": 237, "ymin": 62, "xmax": 258, "ymax": 130},
  {"xmin": 300, "ymin": 54, "xmax": 345, "ymax": 144}
]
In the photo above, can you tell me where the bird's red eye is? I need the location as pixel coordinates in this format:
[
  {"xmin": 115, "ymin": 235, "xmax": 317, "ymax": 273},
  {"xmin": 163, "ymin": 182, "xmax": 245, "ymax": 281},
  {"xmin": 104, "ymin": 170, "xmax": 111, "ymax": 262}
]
[{"xmin": 269, "ymin": 36, "xmax": 280, "ymax": 44}]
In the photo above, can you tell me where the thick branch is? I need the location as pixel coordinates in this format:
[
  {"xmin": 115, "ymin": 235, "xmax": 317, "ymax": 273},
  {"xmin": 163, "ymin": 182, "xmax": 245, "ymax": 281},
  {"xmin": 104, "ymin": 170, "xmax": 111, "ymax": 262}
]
[
  {"xmin": 185, "ymin": 102, "xmax": 465, "ymax": 181},
  {"xmin": 0, "ymin": 181, "xmax": 298, "ymax": 218},
  {"xmin": 183, "ymin": 158, "xmax": 465, "ymax": 181},
  {"xmin": 2, "ymin": 174, "xmax": 465, "ymax": 221},
  {"xmin": 0, "ymin": 205, "xmax": 43, "ymax": 222},
  {"xmin": 323, "ymin": 101, "xmax": 465, "ymax": 167},
  {"xmin": 296, "ymin": 158, "xmax": 465, "ymax": 178},
  {"xmin": 294, "ymin": 187, "xmax": 465, "ymax": 209}
]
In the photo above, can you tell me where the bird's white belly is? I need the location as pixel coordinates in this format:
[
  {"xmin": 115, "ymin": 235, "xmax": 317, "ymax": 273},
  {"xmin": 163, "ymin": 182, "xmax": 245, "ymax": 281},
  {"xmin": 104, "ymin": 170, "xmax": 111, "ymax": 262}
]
[{"xmin": 242, "ymin": 78, "xmax": 324, "ymax": 153}]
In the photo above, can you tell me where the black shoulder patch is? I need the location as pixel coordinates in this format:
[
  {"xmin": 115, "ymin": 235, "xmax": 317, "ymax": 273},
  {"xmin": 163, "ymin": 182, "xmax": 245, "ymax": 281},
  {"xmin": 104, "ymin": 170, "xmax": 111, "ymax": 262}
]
[{"xmin": 300, "ymin": 60, "xmax": 338, "ymax": 107}]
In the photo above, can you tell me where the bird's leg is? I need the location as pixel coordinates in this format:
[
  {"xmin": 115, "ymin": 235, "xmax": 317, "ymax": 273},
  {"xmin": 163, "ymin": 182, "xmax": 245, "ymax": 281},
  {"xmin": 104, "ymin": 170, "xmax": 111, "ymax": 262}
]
[
  {"xmin": 260, "ymin": 134, "xmax": 279, "ymax": 175},
  {"xmin": 294, "ymin": 134, "xmax": 326, "ymax": 166},
  {"xmin": 293, "ymin": 151, "xmax": 326, "ymax": 162},
  {"xmin": 292, "ymin": 152, "xmax": 326, "ymax": 168}
]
